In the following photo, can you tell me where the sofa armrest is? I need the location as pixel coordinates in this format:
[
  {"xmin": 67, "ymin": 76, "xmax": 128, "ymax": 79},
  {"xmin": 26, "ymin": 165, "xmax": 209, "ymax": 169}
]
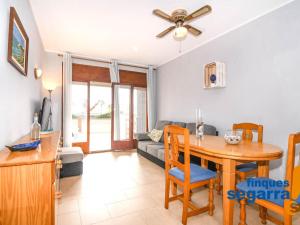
[{"xmin": 134, "ymin": 132, "xmax": 151, "ymax": 141}]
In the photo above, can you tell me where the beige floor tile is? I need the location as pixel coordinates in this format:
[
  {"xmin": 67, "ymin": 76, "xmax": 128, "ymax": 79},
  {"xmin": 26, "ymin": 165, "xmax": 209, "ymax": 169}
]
[
  {"xmin": 93, "ymin": 212, "xmax": 147, "ymax": 225},
  {"xmin": 107, "ymin": 196, "xmax": 158, "ymax": 217},
  {"xmin": 57, "ymin": 212, "xmax": 82, "ymax": 225},
  {"xmin": 58, "ymin": 198, "xmax": 79, "ymax": 215}
]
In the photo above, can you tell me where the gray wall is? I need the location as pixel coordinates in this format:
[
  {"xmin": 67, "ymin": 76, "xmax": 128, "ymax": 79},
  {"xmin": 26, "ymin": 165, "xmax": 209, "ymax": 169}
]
[
  {"xmin": 157, "ymin": 1, "xmax": 300, "ymax": 179},
  {"xmin": 0, "ymin": 0, "xmax": 44, "ymax": 149}
]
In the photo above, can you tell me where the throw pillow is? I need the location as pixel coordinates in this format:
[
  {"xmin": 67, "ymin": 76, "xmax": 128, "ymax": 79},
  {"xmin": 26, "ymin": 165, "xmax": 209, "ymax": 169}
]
[{"xmin": 148, "ymin": 129, "xmax": 163, "ymax": 142}]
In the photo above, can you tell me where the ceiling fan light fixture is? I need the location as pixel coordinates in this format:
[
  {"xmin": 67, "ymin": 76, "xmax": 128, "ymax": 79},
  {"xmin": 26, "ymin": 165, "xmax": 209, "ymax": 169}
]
[{"xmin": 173, "ymin": 26, "xmax": 188, "ymax": 41}]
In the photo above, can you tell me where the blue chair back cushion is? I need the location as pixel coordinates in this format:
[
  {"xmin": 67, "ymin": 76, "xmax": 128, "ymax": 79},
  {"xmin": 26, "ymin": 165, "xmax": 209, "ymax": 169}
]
[
  {"xmin": 236, "ymin": 163, "xmax": 258, "ymax": 172},
  {"xmin": 169, "ymin": 163, "xmax": 216, "ymax": 184}
]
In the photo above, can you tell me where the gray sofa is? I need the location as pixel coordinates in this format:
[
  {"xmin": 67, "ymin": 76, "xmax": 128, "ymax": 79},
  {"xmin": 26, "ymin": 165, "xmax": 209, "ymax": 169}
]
[{"xmin": 135, "ymin": 120, "xmax": 218, "ymax": 170}]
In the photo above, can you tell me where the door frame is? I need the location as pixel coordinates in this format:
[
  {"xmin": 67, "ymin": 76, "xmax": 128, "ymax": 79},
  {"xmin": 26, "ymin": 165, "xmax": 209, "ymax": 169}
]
[{"xmin": 111, "ymin": 83, "xmax": 134, "ymax": 150}]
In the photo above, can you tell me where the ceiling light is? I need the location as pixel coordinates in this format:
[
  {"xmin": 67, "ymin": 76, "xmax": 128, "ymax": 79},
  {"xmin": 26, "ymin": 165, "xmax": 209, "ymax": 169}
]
[{"xmin": 173, "ymin": 26, "xmax": 188, "ymax": 41}]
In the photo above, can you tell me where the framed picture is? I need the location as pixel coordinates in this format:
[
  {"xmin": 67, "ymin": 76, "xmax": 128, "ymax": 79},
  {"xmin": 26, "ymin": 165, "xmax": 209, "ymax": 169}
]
[{"xmin": 7, "ymin": 7, "xmax": 29, "ymax": 76}]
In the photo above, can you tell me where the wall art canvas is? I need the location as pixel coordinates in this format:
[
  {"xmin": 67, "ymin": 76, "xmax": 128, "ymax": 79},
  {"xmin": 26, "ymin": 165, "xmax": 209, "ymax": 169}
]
[{"xmin": 7, "ymin": 7, "xmax": 29, "ymax": 76}]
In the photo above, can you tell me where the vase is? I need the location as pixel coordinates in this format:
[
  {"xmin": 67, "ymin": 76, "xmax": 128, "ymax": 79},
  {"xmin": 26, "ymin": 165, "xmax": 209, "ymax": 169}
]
[{"xmin": 196, "ymin": 108, "xmax": 204, "ymax": 139}]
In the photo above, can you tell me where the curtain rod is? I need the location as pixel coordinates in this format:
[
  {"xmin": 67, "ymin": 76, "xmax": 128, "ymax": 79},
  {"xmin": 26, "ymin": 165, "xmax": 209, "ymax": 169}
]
[{"xmin": 57, "ymin": 54, "xmax": 156, "ymax": 70}]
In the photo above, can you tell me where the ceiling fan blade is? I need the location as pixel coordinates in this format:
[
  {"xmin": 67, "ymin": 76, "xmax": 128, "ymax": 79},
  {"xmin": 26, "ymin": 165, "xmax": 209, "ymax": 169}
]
[
  {"xmin": 156, "ymin": 26, "xmax": 176, "ymax": 38},
  {"xmin": 184, "ymin": 25, "xmax": 202, "ymax": 36},
  {"xmin": 185, "ymin": 5, "xmax": 212, "ymax": 21},
  {"xmin": 153, "ymin": 9, "xmax": 173, "ymax": 22}
]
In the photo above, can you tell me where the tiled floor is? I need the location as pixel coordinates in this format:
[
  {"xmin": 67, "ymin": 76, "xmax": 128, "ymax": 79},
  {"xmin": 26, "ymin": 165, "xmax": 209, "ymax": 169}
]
[{"xmin": 58, "ymin": 151, "xmax": 300, "ymax": 225}]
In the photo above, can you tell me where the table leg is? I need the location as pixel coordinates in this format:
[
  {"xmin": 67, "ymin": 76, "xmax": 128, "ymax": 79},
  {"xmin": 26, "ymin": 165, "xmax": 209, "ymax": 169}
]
[
  {"xmin": 222, "ymin": 159, "xmax": 236, "ymax": 225},
  {"xmin": 257, "ymin": 161, "xmax": 269, "ymax": 177},
  {"xmin": 257, "ymin": 161, "xmax": 269, "ymax": 224}
]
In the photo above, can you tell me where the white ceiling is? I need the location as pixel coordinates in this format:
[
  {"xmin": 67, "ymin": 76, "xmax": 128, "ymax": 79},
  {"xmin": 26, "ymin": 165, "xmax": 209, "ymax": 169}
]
[{"xmin": 29, "ymin": 0, "xmax": 293, "ymax": 66}]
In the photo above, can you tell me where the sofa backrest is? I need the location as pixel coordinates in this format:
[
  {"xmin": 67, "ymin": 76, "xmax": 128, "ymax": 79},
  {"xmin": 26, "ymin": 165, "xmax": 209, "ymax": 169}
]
[{"xmin": 155, "ymin": 120, "xmax": 217, "ymax": 143}]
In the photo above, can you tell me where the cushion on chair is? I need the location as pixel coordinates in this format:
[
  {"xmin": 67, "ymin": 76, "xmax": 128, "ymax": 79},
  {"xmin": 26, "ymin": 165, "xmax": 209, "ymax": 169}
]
[
  {"xmin": 237, "ymin": 178, "xmax": 286, "ymax": 206},
  {"xmin": 169, "ymin": 163, "xmax": 216, "ymax": 183},
  {"xmin": 296, "ymin": 195, "xmax": 300, "ymax": 204},
  {"xmin": 236, "ymin": 163, "xmax": 258, "ymax": 172}
]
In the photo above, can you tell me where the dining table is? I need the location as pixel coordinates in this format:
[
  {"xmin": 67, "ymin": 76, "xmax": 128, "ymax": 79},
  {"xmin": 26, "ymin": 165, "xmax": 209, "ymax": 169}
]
[{"xmin": 178, "ymin": 135, "xmax": 283, "ymax": 225}]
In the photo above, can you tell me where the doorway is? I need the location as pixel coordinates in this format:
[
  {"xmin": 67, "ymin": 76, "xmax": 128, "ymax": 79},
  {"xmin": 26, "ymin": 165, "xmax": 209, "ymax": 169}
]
[{"xmin": 71, "ymin": 82, "xmax": 112, "ymax": 153}]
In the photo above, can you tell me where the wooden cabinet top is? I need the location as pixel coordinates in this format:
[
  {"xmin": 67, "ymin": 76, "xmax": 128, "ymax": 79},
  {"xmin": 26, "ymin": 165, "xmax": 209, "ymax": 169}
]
[{"xmin": 0, "ymin": 132, "xmax": 60, "ymax": 167}]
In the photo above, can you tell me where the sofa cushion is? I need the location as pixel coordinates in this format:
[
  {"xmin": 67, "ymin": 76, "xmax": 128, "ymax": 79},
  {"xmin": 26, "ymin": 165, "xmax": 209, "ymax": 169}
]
[
  {"xmin": 186, "ymin": 123, "xmax": 217, "ymax": 136},
  {"xmin": 155, "ymin": 121, "xmax": 172, "ymax": 143},
  {"xmin": 172, "ymin": 122, "xmax": 187, "ymax": 128},
  {"xmin": 155, "ymin": 120, "xmax": 172, "ymax": 130},
  {"xmin": 148, "ymin": 129, "xmax": 163, "ymax": 142},
  {"xmin": 138, "ymin": 141, "xmax": 156, "ymax": 152},
  {"xmin": 157, "ymin": 149, "xmax": 165, "ymax": 161},
  {"xmin": 204, "ymin": 124, "xmax": 217, "ymax": 136},
  {"xmin": 146, "ymin": 144, "xmax": 164, "ymax": 158},
  {"xmin": 135, "ymin": 132, "xmax": 151, "ymax": 141},
  {"xmin": 186, "ymin": 123, "xmax": 196, "ymax": 134}
]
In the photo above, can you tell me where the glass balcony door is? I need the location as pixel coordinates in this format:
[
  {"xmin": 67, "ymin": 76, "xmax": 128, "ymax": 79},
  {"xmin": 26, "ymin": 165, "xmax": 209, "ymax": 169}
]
[
  {"xmin": 133, "ymin": 87, "xmax": 147, "ymax": 134},
  {"xmin": 71, "ymin": 82, "xmax": 89, "ymax": 153},
  {"xmin": 89, "ymin": 82, "xmax": 112, "ymax": 152},
  {"xmin": 111, "ymin": 83, "xmax": 134, "ymax": 149}
]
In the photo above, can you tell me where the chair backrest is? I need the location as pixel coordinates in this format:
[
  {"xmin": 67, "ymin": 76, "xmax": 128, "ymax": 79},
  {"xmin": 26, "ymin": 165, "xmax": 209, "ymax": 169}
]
[
  {"xmin": 285, "ymin": 133, "xmax": 300, "ymax": 199},
  {"xmin": 232, "ymin": 123, "xmax": 263, "ymax": 143},
  {"xmin": 164, "ymin": 125, "xmax": 191, "ymax": 183},
  {"xmin": 292, "ymin": 166, "xmax": 300, "ymax": 201}
]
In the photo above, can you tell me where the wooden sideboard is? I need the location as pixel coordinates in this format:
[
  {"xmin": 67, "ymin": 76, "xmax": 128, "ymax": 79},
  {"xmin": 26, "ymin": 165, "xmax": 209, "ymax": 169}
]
[{"xmin": 0, "ymin": 132, "xmax": 61, "ymax": 225}]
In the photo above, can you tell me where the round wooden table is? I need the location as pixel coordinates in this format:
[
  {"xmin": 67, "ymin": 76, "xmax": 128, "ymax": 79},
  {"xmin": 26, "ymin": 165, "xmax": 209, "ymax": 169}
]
[{"xmin": 179, "ymin": 135, "xmax": 283, "ymax": 225}]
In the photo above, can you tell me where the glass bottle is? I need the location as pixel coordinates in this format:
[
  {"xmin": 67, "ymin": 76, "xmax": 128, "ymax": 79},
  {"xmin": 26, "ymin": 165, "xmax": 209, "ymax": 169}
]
[
  {"xmin": 31, "ymin": 113, "xmax": 41, "ymax": 140},
  {"xmin": 196, "ymin": 108, "xmax": 204, "ymax": 139}
]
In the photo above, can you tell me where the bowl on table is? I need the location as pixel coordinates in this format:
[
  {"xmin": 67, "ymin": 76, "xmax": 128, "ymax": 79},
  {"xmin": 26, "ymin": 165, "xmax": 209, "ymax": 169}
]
[{"xmin": 224, "ymin": 130, "xmax": 242, "ymax": 145}]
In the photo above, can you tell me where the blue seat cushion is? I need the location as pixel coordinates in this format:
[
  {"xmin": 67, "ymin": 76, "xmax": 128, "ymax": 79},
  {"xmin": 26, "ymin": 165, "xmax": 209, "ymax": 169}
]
[
  {"xmin": 237, "ymin": 178, "xmax": 287, "ymax": 206},
  {"xmin": 236, "ymin": 163, "xmax": 258, "ymax": 172},
  {"xmin": 296, "ymin": 195, "xmax": 300, "ymax": 204},
  {"xmin": 169, "ymin": 163, "xmax": 216, "ymax": 184}
]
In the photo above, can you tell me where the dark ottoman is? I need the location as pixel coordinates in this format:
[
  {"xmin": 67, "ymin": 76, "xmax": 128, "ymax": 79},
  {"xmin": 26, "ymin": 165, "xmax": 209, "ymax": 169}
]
[{"xmin": 60, "ymin": 147, "xmax": 84, "ymax": 178}]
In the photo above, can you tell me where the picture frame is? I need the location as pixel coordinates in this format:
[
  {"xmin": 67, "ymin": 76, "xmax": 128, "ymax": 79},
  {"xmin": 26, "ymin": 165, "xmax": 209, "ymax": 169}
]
[{"xmin": 7, "ymin": 7, "xmax": 29, "ymax": 76}]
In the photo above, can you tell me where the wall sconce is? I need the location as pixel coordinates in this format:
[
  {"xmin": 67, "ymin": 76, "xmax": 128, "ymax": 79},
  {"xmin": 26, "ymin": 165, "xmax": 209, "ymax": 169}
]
[{"xmin": 34, "ymin": 68, "xmax": 43, "ymax": 79}]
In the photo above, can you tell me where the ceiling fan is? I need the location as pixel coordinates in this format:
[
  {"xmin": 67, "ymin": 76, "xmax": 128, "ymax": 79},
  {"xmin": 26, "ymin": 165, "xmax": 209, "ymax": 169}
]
[{"xmin": 153, "ymin": 5, "xmax": 212, "ymax": 41}]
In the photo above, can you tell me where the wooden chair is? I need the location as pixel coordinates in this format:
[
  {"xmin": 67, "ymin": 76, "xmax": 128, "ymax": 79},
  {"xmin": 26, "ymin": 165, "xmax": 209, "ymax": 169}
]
[
  {"xmin": 164, "ymin": 125, "xmax": 216, "ymax": 225},
  {"xmin": 216, "ymin": 123, "xmax": 263, "ymax": 194},
  {"xmin": 238, "ymin": 132, "xmax": 300, "ymax": 225}
]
